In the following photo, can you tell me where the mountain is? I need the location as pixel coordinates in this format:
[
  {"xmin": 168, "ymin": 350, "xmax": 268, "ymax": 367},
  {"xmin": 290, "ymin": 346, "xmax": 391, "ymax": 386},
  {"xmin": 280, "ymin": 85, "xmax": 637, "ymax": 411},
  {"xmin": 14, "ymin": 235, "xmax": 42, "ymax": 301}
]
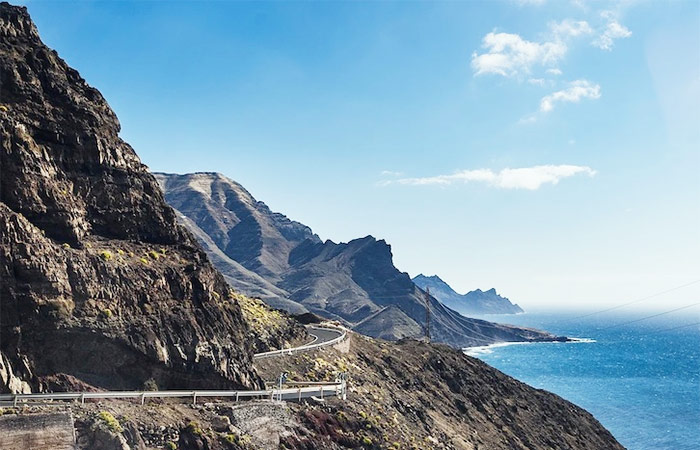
[
  {"xmin": 0, "ymin": 5, "xmax": 625, "ymax": 449},
  {"xmin": 413, "ymin": 274, "xmax": 524, "ymax": 315},
  {"xmin": 0, "ymin": 3, "xmax": 265, "ymax": 393},
  {"xmin": 156, "ymin": 172, "xmax": 561, "ymax": 348}
]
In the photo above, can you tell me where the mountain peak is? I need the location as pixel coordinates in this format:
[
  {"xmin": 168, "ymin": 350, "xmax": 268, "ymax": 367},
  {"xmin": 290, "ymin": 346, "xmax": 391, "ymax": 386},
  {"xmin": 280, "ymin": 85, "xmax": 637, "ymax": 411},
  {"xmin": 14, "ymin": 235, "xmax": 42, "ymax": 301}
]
[
  {"xmin": 0, "ymin": 3, "xmax": 39, "ymax": 40},
  {"xmin": 413, "ymin": 276, "xmax": 523, "ymax": 315}
]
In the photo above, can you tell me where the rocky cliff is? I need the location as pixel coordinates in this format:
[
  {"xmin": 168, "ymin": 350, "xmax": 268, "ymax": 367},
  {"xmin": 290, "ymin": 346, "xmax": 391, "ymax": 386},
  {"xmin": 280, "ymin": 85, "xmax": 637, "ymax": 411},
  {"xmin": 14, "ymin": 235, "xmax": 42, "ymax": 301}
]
[
  {"xmin": 0, "ymin": 2, "xmax": 264, "ymax": 393},
  {"xmin": 413, "ymin": 274, "xmax": 524, "ymax": 315},
  {"xmin": 156, "ymin": 173, "xmax": 561, "ymax": 348}
]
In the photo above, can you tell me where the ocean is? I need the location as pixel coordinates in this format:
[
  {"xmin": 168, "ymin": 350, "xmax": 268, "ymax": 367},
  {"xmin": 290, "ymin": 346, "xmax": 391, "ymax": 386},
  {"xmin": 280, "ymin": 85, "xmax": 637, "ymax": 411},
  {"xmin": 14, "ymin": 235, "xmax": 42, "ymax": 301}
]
[{"xmin": 465, "ymin": 311, "xmax": 700, "ymax": 450}]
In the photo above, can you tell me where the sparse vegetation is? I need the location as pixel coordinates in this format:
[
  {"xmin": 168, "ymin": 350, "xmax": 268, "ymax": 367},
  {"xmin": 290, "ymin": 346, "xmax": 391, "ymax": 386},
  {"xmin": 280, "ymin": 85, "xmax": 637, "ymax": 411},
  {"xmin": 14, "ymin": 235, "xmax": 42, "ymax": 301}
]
[
  {"xmin": 140, "ymin": 257, "xmax": 149, "ymax": 265},
  {"xmin": 166, "ymin": 442, "xmax": 177, "ymax": 450},
  {"xmin": 62, "ymin": 243, "xmax": 70, "ymax": 249},
  {"xmin": 97, "ymin": 411, "xmax": 123, "ymax": 433},
  {"xmin": 99, "ymin": 250, "xmax": 113, "ymax": 261},
  {"xmin": 233, "ymin": 292, "xmax": 285, "ymax": 336},
  {"xmin": 100, "ymin": 308, "xmax": 113, "ymax": 319},
  {"xmin": 186, "ymin": 421, "xmax": 202, "ymax": 436},
  {"xmin": 148, "ymin": 250, "xmax": 160, "ymax": 260}
]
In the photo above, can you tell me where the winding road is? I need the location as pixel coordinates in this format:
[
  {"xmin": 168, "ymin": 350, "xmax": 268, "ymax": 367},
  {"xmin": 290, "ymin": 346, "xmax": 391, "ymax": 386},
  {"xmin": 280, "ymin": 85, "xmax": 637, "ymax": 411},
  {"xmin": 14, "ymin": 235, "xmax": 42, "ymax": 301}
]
[
  {"xmin": 0, "ymin": 325, "xmax": 348, "ymax": 407},
  {"xmin": 252, "ymin": 325, "xmax": 346, "ymax": 360}
]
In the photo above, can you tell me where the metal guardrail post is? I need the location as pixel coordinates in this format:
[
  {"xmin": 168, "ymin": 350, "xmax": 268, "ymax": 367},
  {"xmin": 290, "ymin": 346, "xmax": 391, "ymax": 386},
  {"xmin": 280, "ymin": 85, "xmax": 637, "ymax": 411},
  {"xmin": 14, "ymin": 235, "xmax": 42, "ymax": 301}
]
[
  {"xmin": 192, "ymin": 392, "xmax": 197, "ymax": 405},
  {"xmin": 320, "ymin": 386, "xmax": 324, "ymax": 400},
  {"xmin": 235, "ymin": 392, "xmax": 239, "ymax": 402},
  {"xmin": 140, "ymin": 393, "xmax": 145, "ymax": 405}
]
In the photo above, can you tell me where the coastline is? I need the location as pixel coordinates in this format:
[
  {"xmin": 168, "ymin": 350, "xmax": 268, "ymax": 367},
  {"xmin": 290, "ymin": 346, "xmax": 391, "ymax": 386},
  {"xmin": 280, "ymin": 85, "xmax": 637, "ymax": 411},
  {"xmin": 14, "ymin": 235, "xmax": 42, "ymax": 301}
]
[{"xmin": 463, "ymin": 337, "xmax": 596, "ymax": 357}]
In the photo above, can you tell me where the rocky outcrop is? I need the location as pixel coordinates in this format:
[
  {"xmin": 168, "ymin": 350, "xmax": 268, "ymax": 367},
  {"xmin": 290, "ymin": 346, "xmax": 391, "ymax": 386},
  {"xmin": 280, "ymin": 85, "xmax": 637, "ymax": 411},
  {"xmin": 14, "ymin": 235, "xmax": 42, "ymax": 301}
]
[
  {"xmin": 0, "ymin": 2, "xmax": 261, "ymax": 393},
  {"xmin": 413, "ymin": 274, "xmax": 524, "ymax": 315},
  {"xmin": 157, "ymin": 173, "xmax": 562, "ymax": 348}
]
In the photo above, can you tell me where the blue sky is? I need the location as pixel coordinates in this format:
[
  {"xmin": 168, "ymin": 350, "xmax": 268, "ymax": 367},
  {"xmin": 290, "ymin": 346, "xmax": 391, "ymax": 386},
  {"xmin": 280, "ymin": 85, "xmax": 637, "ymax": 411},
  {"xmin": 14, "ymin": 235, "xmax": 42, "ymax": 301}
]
[{"xmin": 20, "ymin": 0, "xmax": 699, "ymax": 310}]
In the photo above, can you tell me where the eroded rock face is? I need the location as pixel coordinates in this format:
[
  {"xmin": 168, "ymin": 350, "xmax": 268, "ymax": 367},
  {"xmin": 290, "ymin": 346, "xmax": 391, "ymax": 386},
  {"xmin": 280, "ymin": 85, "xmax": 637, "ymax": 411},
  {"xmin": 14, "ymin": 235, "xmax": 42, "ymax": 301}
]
[{"xmin": 0, "ymin": 3, "xmax": 260, "ymax": 393}]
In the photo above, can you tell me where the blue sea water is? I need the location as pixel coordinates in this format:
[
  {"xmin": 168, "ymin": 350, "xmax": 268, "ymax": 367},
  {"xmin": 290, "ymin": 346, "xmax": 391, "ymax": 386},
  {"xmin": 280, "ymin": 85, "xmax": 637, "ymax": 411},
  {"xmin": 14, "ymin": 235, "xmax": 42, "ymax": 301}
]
[{"xmin": 466, "ymin": 311, "xmax": 700, "ymax": 450}]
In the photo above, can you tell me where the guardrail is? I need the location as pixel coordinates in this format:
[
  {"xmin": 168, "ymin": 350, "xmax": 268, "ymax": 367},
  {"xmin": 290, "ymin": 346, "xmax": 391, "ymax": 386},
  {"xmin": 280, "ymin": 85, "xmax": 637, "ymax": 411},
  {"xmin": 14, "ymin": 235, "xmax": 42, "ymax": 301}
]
[
  {"xmin": 0, "ymin": 382, "xmax": 345, "ymax": 407},
  {"xmin": 253, "ymin": 326, "xmax": 347, "ymax": 360}
]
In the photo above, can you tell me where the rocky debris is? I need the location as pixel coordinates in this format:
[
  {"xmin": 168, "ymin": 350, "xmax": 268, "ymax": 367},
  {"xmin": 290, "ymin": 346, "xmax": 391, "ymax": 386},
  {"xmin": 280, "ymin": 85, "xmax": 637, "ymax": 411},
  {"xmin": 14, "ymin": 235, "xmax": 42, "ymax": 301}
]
[
  {"xmin": 0, "ymin": 412, "xmax": 76, "ymax": 450},
  {"xmin": 157, "ymin": 172, "xmax": 563, "ymax": 348},
  {"xmin": 413, "ymin": 274, "xmax": 524, "ymax": 315}
]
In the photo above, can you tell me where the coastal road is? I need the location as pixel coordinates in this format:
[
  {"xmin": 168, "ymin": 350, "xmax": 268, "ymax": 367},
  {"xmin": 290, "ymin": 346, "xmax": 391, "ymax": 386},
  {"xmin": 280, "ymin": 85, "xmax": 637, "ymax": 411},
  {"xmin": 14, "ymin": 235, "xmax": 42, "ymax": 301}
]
[
  {"xmin": 1, "ymin": 325, "xmax": 348, "ymax": 407},
  {"xmin": 252, "ymin": 325, "xmax": 346, "ymax": 360}
]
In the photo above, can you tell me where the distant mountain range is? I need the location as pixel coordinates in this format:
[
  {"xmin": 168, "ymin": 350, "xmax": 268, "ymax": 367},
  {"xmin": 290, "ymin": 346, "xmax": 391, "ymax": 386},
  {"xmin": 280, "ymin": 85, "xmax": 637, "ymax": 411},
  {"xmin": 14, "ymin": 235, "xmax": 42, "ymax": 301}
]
[
  {"xmin": 156, "ymin": 172, "xmax": 558, "ymax": 348},
  {"xmin": 413, "ymin": 274, "xmax": 524, "ymax": 315}
]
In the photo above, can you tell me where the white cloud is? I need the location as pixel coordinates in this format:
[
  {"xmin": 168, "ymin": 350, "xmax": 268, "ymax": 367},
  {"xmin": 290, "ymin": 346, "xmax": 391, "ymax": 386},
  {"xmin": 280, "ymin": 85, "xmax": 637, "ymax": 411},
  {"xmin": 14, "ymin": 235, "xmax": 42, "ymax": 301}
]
[
  {"xmin": 471, "ymin": 32, "xmax": 566, "ymax": 77},
  {"xmin": 385, "ymin": 165, "xmax": 597, "ymax": 190},
  {"xmin": 381, "ymin": 170, "xmax": 403, "ymax": 177},
  {"xmin": 593, "ymin": 11, "xmax": 632, "ymax": 50},
  {"xmin": 540, "ymin": 79, "xmax": 601, "ymax": 112},
  {"xmin": 528, "ymin": 78, "xmax": 547, "ymax": 86},
  {"xmin": 550, "ymin": 19, "xmax": 593, "ymax": 38},
  {"xmin": 546, "ymin": 68, "xmax": 563, "ymax": 76}
]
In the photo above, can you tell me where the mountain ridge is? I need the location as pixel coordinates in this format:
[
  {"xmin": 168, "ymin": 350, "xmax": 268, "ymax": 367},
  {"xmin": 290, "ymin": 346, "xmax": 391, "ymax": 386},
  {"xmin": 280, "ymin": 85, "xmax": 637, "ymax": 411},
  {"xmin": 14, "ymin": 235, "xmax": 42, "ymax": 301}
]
[
  {"xmin": 413, "ymin": 273, "xmax": 524, "ymax": 315},
  {"xmin": 156, "ymin": 172, "xmax": 560, "ymax": 348}
]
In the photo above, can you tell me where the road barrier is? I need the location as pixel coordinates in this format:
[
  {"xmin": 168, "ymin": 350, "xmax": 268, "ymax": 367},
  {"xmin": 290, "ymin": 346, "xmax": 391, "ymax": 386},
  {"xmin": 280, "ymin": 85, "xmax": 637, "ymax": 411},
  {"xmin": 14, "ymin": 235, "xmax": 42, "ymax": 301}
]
[
  {"xmin": 253, "ymin": 326, "xmax": 347, "ymax": 360},
  {"xmin": 0, "ymin": 381, "xmax": 346, "ymax": 407}
]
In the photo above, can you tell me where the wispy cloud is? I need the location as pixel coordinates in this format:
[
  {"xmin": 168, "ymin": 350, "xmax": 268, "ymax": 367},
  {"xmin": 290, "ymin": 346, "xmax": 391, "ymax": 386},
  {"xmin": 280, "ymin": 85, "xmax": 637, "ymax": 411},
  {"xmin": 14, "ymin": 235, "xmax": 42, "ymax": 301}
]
[
  {"xmin": 540, "ymin": 79, "xmax": 601, "ymax": 112},
  {"xmin": 471, "ymin": 32, "xmax": 566, "ymax": 77},
  {"xmin": 380, "ymin": 170, "xmax": 403, "ymax": 177},
  {"xmin": 592, "ymin": 11, "xmax": 632, "ymax": 50},
  {"xmin": 550, "ymin": 19, "xmax": 593, "ymax": 39},
  {"xmin": 382, "ymin": 165, "xmax": 597, "ymax": 190},
  {"xmin": 546, "ymin": 68, "xmax": 563, "ymax": 76}
]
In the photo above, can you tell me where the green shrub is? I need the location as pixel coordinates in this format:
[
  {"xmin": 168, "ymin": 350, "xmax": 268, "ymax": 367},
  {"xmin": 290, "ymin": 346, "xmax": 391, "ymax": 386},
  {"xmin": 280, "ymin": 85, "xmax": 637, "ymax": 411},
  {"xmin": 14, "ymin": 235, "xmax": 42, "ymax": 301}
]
[
  {"xmin": 166, "ymin": 442, "xmax": 177, "ymax": 450},
  {"xmin": 362, "ymin": 436, "xmax": 373, "ymax": 446},
  {"xmin": 140, "ymin": 257, "xmax": 149, "ymax": 265},
  {"xmin": 62, "ymin": 243, "xmax": 71, "ymax": 249},
  {"xmin": 99, "ymin": 250, "xmax": 113, "ymax": 261},
  {"xmin": 186, "ymin": 421, "xmax": 202, "ymax": 436},
  {"xmin": 117, "ymin": 249, "xmax": 125, "ymax": 256},
  {"xmin": 97, "ymin": 411, "xmax": 123, "ymax": 433},
  {"xmin": 147, "ymin": 250, "xmax": 160, "ymax": 260},
  {"xmin": 100, "ymin": 308, "xmax": 113, "ymax": 320}
]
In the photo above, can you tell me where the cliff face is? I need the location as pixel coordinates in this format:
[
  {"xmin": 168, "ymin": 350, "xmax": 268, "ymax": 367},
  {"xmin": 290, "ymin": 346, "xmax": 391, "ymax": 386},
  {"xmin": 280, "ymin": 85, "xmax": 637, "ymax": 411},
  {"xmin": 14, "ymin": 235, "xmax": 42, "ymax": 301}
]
[
  {"xmin": 156, "ymin": 173, "xmax": 560, "ymax": 348},
  {"xmin": 413, "ymin": 274, "xmax": 524, "ymax": 315},
  {"xmin": 0, "ymin": 3, "xmax": 260, "ymax": 393}
]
